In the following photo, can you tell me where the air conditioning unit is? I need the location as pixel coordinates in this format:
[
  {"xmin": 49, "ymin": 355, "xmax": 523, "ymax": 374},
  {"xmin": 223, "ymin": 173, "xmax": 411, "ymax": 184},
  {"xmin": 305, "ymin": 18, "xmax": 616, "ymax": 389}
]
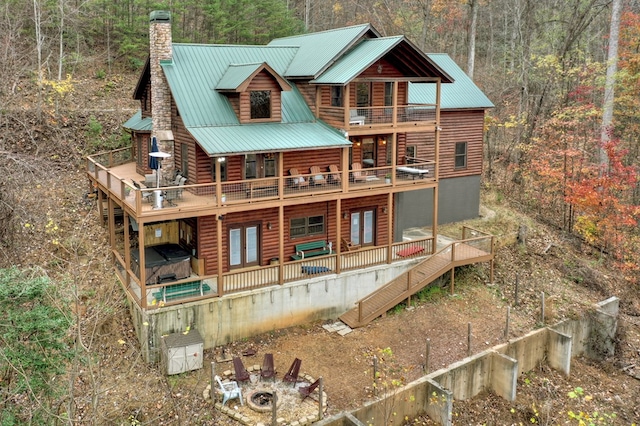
[{"xmin": 161, "ymin": 329, "xmax": 204, "ymax": 375}]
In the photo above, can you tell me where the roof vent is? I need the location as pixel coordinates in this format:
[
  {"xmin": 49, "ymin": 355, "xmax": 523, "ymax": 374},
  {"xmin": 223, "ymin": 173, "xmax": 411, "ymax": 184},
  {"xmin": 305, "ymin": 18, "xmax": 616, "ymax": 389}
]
[{"xmin": 149, "ymin": 10, "xmax": 171, "ymax": 23}]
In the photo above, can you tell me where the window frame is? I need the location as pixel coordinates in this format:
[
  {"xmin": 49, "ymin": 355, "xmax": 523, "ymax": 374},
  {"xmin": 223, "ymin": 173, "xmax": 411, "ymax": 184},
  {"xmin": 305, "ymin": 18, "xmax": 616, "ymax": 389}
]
[
  {"xmin": 331, "ymin": 86, "xmax": 343, "ymax": 107},
  {"xmin": 250, "ymin": 90, "xmax": 272, "ymax": 120},
  {"xmin": 454, "ymin": 141, "xmax": 468, "ymax": 169},
  {"xmin": 180, "ymin": 143, "xmax": 188, "ymax": 178},
  {"xmin": 289, "ymin": 215, "xmax": 325, "ymax": 239},
  {"xmin": 384, "ymin": 82, "xmax": 393, "ymax": 107}
]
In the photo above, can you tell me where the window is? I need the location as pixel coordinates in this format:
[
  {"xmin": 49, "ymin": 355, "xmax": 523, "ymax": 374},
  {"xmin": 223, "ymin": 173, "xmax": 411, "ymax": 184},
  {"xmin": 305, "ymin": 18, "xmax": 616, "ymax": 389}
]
[
  {"xmin": 180, "ymin": 143, "xmax": 188, "ymax": 178},
  {"xmin": 455, "ymin": 142, "xmax": 467, "ymax": 169},
  {"xmin": 406, "ymin": 145, "xmax": 417, "ymax": 163},
  {"xmin": 212, "ymin": 158, "xmax": 227, "ymax": 182},
  {"xmin": 290, "ymin": 215, "xmax": 325, "ymax": 238},
  {"xmin": 229, "ymin": 224, "xmax": 260, "ymax": 268},
  {"xmin": 350, "ymin": 209, "xmax": 375, "ymax": 246},
  {"xmin": 244, "ymin": 154, "xmax": 277, "ymax": 179},
  {"xmin": 362, "ymin": 137, "xmax": 375, "ymax": 166},
  {"xmin": 250, "ymin": 90, "xmax": 271, "ymax": 119},
  {"xmin": 356, "ymin": 82, "xmax": 370, "ymax": 108},
  {"xmin": 384, "ymin": 82, "xmax": 393, "ymax": 106},
  {"xmin": 331, "ymin": 86, "xmax": 343, "ymax": 107}
]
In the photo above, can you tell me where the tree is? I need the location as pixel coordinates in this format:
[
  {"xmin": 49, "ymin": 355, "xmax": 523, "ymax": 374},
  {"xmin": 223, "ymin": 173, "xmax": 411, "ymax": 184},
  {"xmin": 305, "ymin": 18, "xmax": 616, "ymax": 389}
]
[
  {"xmin": 0, "ymin": 267, "xmax": 73, "ymax": 424},
  {"xmin": 466, "ymin": 0, "xmax": 479, "ymax": 78},
  {"xmin": 600, "ymin": 0, "xmax": 622, "ymax": 168}
]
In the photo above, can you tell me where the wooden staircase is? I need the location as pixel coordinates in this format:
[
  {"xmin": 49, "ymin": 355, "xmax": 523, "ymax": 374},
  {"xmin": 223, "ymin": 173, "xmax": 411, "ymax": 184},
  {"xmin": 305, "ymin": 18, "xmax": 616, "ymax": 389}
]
[{"xmin": 339, "ymin": 235, "xmax": 495, "ymax": 328}]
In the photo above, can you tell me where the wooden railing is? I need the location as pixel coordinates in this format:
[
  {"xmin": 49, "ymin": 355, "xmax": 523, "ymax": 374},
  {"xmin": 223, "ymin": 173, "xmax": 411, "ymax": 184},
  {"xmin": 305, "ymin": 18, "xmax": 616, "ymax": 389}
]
[{"xmin": 318, "ymin": 103, "xmax": 437, "ymax": 128}]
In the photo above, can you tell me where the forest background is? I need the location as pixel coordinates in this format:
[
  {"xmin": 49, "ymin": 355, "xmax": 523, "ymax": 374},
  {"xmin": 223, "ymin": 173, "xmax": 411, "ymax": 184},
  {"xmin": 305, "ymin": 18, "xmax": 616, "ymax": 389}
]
[{"xmin": 1, "ymin": 0, "xmax": 640, "ymax": 424}]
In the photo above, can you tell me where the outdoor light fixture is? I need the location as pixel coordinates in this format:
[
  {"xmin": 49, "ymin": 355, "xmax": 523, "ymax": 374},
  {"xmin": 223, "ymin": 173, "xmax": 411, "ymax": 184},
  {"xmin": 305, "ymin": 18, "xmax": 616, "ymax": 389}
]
[
  {"xmin": 218, "ymin": 157, "xmax": 226, "ymax": 163},
  {"xmin": 343, "ymin": 212, "xmax": 349, "ymax": 219},
  {"xmin": 218, "ymin": 215, "xmax": 225, "ymax": 221},
  {"xmin": 267, "ymin": 222, "xmax": 272, "ymax": 230},
  {"xmin": 382, "ymin": 207, "xmax": 388, "ymax": 214}
]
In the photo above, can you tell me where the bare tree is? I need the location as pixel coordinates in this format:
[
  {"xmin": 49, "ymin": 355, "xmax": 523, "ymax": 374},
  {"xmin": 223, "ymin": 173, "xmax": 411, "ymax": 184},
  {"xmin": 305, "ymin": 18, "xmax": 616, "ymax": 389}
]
[
  {"xmin": 466, "ymin": 0, "xmax": 479, "ymax": 78},
  {"xmin": 600, "ymin": 0, "xmax": 622, "ymax": 168}
]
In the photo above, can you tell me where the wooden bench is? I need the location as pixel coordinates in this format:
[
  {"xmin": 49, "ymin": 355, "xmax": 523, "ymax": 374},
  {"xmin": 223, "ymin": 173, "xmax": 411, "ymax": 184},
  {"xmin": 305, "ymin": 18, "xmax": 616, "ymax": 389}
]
[
  {"xmin": 396, "ymin": 245, "xmax": 425, "ymax": 258},
  {"xmin": 153, "ymin": 281, "xmax": 211, "ymax": 302},
  {"xmin": 246, "ymin": 178, "xmax": 278, "ymax": 199},
  {"xmin": 291, "ymin": 240, "xmax": 332, "ymax": 260}
]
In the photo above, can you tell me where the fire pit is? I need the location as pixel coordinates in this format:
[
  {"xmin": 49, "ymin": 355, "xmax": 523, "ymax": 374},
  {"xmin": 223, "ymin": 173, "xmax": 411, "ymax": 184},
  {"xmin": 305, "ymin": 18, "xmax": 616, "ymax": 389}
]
[{"xmin": 246, "ymin": 389, "xmax": 282, "ymax": 413}]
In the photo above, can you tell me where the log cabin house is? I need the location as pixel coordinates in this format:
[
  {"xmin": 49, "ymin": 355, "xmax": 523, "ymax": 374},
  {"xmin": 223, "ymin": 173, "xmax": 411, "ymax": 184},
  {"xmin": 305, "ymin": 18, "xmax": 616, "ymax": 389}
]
[{"xmin": 86, "ymin": 11, "xmax": 494, "ymax": 362}]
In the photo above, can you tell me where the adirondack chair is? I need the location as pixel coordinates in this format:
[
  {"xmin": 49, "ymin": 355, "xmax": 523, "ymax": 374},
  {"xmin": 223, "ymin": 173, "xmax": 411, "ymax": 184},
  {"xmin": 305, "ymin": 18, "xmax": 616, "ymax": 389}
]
[
  {"xmin": 232, "ymin": 356, "xmax": 250, "ymax": 383},
  {"xmin": 260, "ymin": 353, "xmax": 276, "ymax": 381},
  {"xmin": 350, "ymin": 163, "xmax": 368, "ymax": 182},
  {"xmin": 215, "ymin": 375, "xmax": 243, "ymax": 406},
  {"xmin": 328, "ymin": 164, "xmax": 341, "ymax": 184},
  {"xmin": 309, "ymin": 165, "xmax": 326, "ymax": 185},
  {"xmin": 289, "ymin": 168, "xmax": 309, "ymax": 189},
  {"xmin": 298, "ymin": 377, "xmax": 321, "ymax": 401},
  {"xmin": 283, "ymin": 357, "xmax": 302, "ymax": 386}
]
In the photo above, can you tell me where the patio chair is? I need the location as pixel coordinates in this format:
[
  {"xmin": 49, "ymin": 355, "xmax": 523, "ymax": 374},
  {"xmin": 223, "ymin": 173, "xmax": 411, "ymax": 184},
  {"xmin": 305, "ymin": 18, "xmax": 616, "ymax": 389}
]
[
  {"xmin": 299, "ymin": 377, "xmax": 321, "ymax": 401},
  {"xmin": 328, "ymin": 164, "xmax": 341, "ymax": 184},
  {"xmin": 289, "ymin": 168, "xmax": 309, "ymax": 189},
  {"xmin": 214, "ymin": 375, "xmax": 243, "ymax": 406},
  {"xmin": 232, "ymin": 356, "xmax": 250, "ymax": 383},
  {"xmin": 283, "ymin": 357, "xmax": 302, "ymax": 386},
  {"xmin": 309, "ymin": 166, "xmax": 326, "ymax": 186},
  {"xmin": 341, "ymin": 238, "xmax": 360, "ymax": 252},
  {"xmin": 260, "ymin": 353, "xmax": 276, "ymax": 381},
  {"xmin": 144, "ymin": 174, "xmax": 156, "ymax": 187},
  {"xmin": 132, "ymin": 180, "xmax": 153, "ymax": 203},
  {"xmin": 350, "ymin": 163, "xmax": 368, "ymax": 182}
]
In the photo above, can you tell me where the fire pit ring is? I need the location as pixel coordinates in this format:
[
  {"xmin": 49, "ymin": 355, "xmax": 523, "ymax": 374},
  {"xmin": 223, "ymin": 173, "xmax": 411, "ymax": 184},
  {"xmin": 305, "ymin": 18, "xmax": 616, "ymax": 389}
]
[{"xmin": 246, "ymin": 389, "xmax": 282, "ymax": 413}]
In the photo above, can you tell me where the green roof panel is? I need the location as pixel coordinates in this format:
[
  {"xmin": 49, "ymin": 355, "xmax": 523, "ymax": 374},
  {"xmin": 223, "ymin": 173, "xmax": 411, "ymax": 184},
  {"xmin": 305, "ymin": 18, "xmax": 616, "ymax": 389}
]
[
  {"xmin": 409, "ymin": 54, "xmax": 494, "ymax": 109},
  {"xmin": 216, "ymin": 63, "xmax": 263, "ymax": 91},
  {"xmin": 188, "ymin": 122, "xmax": 350, "ymax": 156},
  {"xmin": 311, "ymin": 37, "xmax": 403, "ymax": 85},
  {"xmin": 122, "ymin": 110, "xmax": 152, "ymax": 131},
  {"xmin": 268, "ymin": 24, "xmax": 373, "ymax": 78}
]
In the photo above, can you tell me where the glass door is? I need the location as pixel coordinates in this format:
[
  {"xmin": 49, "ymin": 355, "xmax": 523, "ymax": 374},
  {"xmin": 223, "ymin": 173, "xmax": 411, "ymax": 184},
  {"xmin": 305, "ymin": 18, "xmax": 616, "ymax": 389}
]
[
  {"xmin": 350, "ymin": 209, "xmax": 375, "ymax": 246},
  {"xmin": 229, "ymin": 224, "xmax": 260, "ymax": 268}
]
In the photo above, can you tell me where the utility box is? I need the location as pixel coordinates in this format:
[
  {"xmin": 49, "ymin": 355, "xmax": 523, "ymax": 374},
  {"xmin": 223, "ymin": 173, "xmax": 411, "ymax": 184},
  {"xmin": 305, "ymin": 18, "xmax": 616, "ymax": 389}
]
[{"xmin": 161, "ymin": 330, "xmax": 204, "ymax": 375}]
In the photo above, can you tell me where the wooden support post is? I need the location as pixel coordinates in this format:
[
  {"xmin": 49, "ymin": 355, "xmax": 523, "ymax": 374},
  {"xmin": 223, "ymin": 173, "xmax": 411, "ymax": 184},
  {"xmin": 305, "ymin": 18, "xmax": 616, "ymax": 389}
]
[
  {"xmin": 318, "ymin": 377, "xmax": 324, "ymax": 420},
  {"xmin": 505, "ymin": 307, "xmax": 510, "ymax": 339},
  {"xmin": 425, "ymin": 338, "xmax": 431, "ymax": 373},
  {"xmin": 271, "ymin": 390, "xmax": 278, "ymax": 426}
]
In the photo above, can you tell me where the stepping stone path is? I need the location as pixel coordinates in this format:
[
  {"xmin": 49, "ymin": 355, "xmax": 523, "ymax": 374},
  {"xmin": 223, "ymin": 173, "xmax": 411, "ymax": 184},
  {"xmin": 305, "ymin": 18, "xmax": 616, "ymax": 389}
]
[{"xmin": 322, "ymin": 321, "xmax": 352, "ymax": 336}]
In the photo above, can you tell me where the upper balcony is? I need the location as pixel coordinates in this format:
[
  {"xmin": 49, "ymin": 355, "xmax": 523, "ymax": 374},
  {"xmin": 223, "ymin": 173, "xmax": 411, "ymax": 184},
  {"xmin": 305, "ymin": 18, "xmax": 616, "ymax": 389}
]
[
  {"xmin": 87, "ymin": 147, "xmax": 436, "ymax": 220},
  {"xmin": 320, "ymin": 104, "xmax": 437, "ymax": 132}
]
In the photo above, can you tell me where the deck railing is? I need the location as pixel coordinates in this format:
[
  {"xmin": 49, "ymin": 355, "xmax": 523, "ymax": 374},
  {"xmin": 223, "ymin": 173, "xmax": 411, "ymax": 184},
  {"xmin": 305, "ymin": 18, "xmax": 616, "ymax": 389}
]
[
  {"xmin": 319, "ymin": 103, "xmax": 437, "ymax": 128},
  {"xmin": 87, "ymin": 157, "xmax": 437, "ymax": 217}
]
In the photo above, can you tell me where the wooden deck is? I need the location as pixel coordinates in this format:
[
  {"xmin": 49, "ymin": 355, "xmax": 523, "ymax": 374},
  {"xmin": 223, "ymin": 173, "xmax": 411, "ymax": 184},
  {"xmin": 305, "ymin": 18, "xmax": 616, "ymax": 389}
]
[
  {"xmin": 339, "ymin": 235, "xmax": 495, "ymax": 328},
  {"xmin": 87, "ymin": 150, "xmax": 436, "ymax": 219}
]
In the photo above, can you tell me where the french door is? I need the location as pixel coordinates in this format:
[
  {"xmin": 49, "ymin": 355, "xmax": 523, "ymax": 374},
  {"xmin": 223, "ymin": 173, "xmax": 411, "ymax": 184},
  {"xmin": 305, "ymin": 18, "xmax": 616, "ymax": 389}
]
[
  {"xmin": 350, "ymin": 208, "xmax": 375, "ymax": 247},
  {"xmin": 229, "ymin": 224, "xmax": 260, "ymax": 269}
]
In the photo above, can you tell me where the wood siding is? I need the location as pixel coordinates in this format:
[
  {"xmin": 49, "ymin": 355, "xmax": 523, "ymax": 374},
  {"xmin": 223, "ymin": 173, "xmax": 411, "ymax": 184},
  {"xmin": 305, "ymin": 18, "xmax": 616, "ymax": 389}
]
[
  {"xmin": 239, "ymin": 71, "xmax": 282, "ymax": 123},
  {"xmin": 405, "ymin": 109, "xmax": 485, "ymax": 178},
  {"xmin": 283, "ymin": 149, "xmax": 342, "ymax": 175}
]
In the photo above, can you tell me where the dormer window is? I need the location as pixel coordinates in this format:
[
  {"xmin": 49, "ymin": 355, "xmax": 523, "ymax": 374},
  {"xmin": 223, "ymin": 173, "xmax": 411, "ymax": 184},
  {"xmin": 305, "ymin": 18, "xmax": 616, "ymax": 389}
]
[{"xmin": 250, "ymin": 90, "xmax": 271, "ymax": 119}]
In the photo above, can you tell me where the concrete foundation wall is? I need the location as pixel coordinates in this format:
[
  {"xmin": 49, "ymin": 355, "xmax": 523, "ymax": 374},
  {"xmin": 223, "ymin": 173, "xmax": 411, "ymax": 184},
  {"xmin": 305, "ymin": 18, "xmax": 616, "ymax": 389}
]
[
  {"xmin": 130, "ymin": 260, "xmax": 419, "ymax": 362},
  {"xmin": 318, "ymin": 297, "xmax": 619, "ymax": 426}
]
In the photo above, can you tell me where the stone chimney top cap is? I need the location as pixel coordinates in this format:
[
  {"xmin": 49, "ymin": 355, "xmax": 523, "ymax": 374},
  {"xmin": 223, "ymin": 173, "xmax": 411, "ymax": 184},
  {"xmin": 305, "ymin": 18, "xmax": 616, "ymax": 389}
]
[{"xmin": 150, "ymin": 10, "xmax": 171, "ymax": 23}]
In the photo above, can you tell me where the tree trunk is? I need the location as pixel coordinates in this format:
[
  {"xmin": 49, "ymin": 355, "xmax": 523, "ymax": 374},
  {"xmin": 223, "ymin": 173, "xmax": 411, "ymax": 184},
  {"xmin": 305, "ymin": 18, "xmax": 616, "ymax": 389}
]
[
  {"xmin": 466, "ymin": 0, "xmax": 479, "ymax": 78},
  {"xmin": 600, "ymin": 0, "xmax": 622, "ymax": 169}
]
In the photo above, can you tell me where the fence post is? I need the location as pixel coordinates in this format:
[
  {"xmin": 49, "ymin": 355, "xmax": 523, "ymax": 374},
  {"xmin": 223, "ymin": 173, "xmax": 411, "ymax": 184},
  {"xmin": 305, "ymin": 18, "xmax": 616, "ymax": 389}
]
[{"xmin": 271, "ymin": 390, "xmax": 278, "ymax": 426}]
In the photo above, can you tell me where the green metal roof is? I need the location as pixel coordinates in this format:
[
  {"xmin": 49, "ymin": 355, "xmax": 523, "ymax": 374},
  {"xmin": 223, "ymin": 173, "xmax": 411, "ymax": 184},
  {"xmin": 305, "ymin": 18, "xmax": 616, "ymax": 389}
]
[
  {"xmin": 216, "ymin": 63, "xmax": 261, "ymax": 91},
  {"xmin": 162, "ymin": 44, "xmax": 302, "ymax": 127},
  {"xmin": 268, "ymin": 24, "xmax": 374, "ymax": 78},
  {"xmin": 122, "ymin": 110, "xmax": 152, "ymax": 131},
  {"xmin": 188, "ymin": 122, "xmax": 350, "ymax": 156},
  {"xmin": 409, "ymin": 54, "xmax": 494, "ymax": 109},
  {"xmin": 311, "ymin": 37, "xmax": 403, "ymax": 84},
  {"xmin": 157, "ymin": 44, "xmax": 350, "ymax": 156}
]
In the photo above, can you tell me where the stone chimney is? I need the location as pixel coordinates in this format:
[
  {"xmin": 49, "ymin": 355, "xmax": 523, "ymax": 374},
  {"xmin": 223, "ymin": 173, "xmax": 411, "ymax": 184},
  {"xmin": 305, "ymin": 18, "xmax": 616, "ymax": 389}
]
[{"xmin": 149, "ymin": 10, "xmax": 175, "ymax": 179}]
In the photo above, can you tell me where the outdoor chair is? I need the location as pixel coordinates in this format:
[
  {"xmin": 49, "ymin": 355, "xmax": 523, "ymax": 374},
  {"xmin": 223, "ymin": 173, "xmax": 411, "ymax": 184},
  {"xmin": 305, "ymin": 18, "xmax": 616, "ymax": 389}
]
[
  {"xmin": 350, "ymin": 163, "xmax": 368, "ymax": 182},
  {"xmin": 283, "ymin": 357, "xmax": 302, "ymax": 386},
  {"xmin": 144, "ymin": 174, "xmax": 156, "ymax": 187},
  {"xmin": 299, "ymin": 377, "xmax": 321, "ymax": 401},
  {"xmin": 132, "ymin": 180, "xmax": 153, "ymax": 203},
  {"xmin": 215, "ymin": 375, "xmax": 243, "ymax": 406},
  {"xmin": 328, "ymin": 164, "xmax": 341, "ymax": 184},
  {"xmin": 309, "ymin": 166, "xmax": 326, "ymax": 186},
  {"xmin": 260, "ymin": 353, "xmax": 276, "ymax": 381},
  {"xmin": 289, "ymin": 168, "xmax": 309, "ymax": 189},
  {"xmin": 232, "ymin": 356, "xmax": 250, "ymax": 383},
  {"xmin": 341, "ymin": 238, "xmax": 360, "ymax": 252}
]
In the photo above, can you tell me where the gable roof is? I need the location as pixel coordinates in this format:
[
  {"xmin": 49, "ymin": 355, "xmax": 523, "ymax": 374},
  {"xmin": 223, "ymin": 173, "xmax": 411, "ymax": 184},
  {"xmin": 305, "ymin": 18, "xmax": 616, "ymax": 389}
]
[
  {"xmin": 409, "ymin": 54, "xmax": 494, "ymax": 109},
  {"xmin": 268, "ymin": 24, "xmax": 377, "ymax": 79},
  {"xmin": 123, "ymin": 110, "xmax": 152, "ymax": 132},
  {"xmin": 311, "ymin": 37, "xmax": 452, "ymax": 85},
  {"xmin": 216, "ymin": 62, "xmax": 291, "ymax": 92}
]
